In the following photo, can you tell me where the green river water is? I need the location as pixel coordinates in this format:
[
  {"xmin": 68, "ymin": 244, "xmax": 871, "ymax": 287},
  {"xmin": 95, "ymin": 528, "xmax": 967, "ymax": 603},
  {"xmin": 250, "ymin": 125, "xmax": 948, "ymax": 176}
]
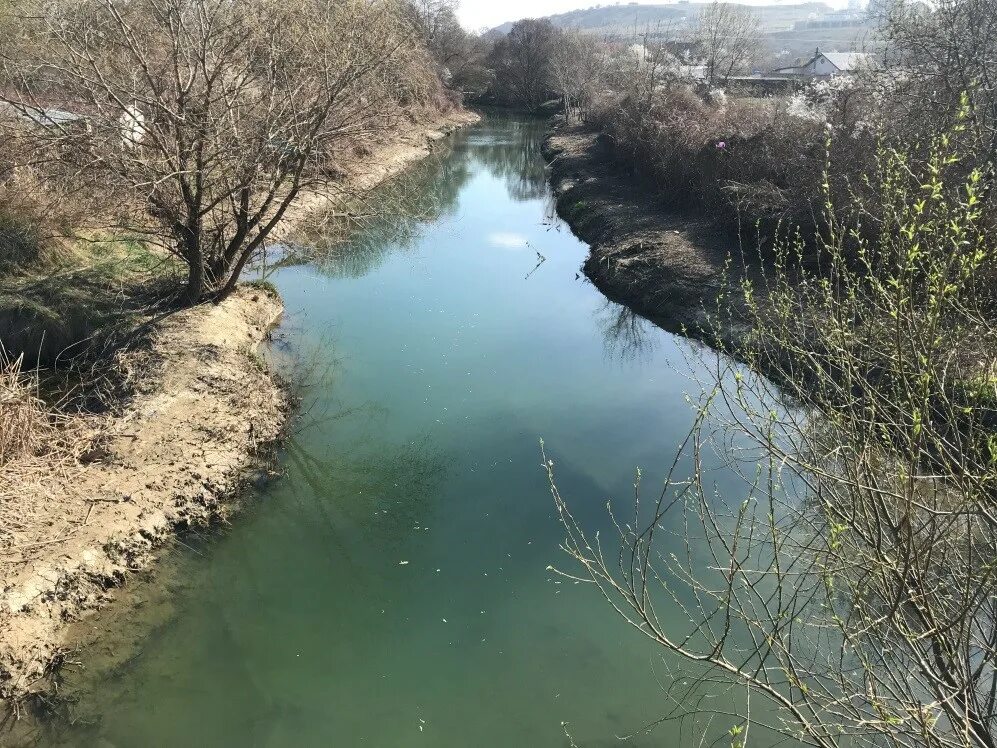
[{"xmin": 33, "ymin": 114, "xmax": 774, "ymax": 747}]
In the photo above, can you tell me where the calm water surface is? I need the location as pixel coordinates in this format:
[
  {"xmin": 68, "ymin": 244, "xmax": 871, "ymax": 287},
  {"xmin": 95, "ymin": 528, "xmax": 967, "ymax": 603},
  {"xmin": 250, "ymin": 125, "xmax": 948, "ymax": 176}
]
[{"xmin": 43, "ymin": 115, "xmax": 767, "ymax": 747}]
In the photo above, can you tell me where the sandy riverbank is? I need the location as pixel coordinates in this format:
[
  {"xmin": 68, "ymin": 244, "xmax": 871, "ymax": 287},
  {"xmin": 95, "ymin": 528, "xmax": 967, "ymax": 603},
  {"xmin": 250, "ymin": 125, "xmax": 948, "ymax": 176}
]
[
  {"xmin": 0, "ymin": 107, "xmax": 480, "ymax": 709},
  {"xmin": 0, "ymin": 286, "xmax": 288, "ymax": 705}
]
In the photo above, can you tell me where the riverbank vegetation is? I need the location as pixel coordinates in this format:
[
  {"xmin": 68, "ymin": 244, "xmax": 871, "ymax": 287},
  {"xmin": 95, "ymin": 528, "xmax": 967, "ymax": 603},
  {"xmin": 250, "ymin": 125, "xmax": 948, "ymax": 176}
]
[
  {"xmin": 552, "ymin": 122, "xmax": 997, "ymax": 747},
  {"xmin": 478, "ymin": 2, "xmax": 996, "ymax": 253},
  {"xmin": 2, "ymin": 0, "xmax": 462, "ymax": 306},
  {"xmin": 544, "ymin": 1, "xmax": 997, "ymax": 747},
  {"xmin": 531, "ymin": 2, "xmax": 994, "ymax": 252}
]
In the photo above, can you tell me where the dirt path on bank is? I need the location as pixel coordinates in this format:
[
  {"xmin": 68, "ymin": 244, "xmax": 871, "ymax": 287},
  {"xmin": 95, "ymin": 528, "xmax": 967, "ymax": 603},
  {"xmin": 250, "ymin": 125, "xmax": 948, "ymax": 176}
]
[
  {"xmin": 542, "ymin": 122, "xmax": 755, "ymax": 347},
  {"xmin": 0, "ymin": 108, "xmax": 480, "ymax": 708}
]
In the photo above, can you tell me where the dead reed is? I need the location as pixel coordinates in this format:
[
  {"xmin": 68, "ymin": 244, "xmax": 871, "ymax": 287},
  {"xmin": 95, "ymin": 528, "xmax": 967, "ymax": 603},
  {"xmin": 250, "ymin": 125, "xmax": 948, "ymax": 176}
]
[{"xmin": 0, "ymin": 349, "xmax": 50, "ymax": 467}]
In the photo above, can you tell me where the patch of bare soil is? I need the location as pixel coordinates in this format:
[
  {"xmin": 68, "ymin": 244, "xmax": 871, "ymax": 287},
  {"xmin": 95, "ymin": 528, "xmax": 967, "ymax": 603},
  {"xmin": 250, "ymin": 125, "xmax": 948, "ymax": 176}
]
[
  {"xmin": 542, "ymin": 121, "xmax": 755, "ymax": 347},
  {"xmin": 0, "ymin": 286, "xmax": 287, "ymax": 704}
]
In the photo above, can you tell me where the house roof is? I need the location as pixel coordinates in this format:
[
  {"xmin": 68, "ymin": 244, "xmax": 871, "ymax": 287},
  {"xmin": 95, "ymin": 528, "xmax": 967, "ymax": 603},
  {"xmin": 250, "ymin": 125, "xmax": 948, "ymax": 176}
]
[
  {"xmin": 818, "ymin": 52, "xmax": 876, "ymax": 71},
  {"xmin": 0, "ymin": 101, "xmax": 88, "ymax": 127},
  {"xmin": 768, "ymin": 50, "xmax": 878, "ymax": 77}
]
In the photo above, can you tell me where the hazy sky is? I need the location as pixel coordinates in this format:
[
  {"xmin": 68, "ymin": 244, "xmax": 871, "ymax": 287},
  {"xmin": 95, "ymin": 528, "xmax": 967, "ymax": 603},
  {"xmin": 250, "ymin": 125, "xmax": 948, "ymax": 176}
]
[{"xmin": 456, "ymin": 0, "xmax": 848, "ymax": 32}]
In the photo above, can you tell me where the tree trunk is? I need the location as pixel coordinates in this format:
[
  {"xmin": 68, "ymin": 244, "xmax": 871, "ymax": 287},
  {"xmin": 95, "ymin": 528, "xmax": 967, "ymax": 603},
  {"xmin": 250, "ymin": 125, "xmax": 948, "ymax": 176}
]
[
  {"xmin": 213, "ymin": 248, "xmax": 254, "ymax": 303},
  {"xmin": 184, "ymin": 259, "xmax": 204, "ymax": 305}
]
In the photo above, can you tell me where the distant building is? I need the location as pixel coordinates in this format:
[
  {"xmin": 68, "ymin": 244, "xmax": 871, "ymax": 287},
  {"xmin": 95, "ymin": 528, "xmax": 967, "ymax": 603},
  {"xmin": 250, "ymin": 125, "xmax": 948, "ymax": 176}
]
[
  {"xmin": 792, "ymin": 8, "xmax": 868, "ymax": 30},
  {"xmin": 771, "ymin": 48, "xmax": 877, "ymax": 78},
  {"xmin": 0, "ymin": 102, "xmax": 90, "ymax": 129},
  {"xmin": 678, "ymin": 64, "xmax": 707, "ymax": 81}
]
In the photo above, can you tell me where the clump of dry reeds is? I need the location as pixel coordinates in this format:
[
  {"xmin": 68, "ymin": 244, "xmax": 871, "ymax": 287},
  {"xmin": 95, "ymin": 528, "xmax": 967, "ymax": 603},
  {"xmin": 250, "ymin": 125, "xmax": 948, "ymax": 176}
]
[{"xmin": 0, "ymin": 350, "xmax": 52, "ymax": 467}]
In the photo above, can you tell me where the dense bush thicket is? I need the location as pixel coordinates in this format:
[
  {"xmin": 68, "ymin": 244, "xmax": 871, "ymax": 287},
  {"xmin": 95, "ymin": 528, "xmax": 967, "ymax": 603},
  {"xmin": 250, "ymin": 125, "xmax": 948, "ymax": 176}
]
[{"xmin": 598, "ymin": 81, "xmax": 989, "ymax": 240}]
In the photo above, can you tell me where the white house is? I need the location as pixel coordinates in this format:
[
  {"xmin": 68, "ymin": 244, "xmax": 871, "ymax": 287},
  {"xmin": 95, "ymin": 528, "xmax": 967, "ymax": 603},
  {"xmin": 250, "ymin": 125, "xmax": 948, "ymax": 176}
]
[
  {"xmin": 120, "ymin": 104, "xmax": 147, "ymax": 148},
  {"xmin": 771, "ymin": 48, "xmax": 876, "ymax": 78}
]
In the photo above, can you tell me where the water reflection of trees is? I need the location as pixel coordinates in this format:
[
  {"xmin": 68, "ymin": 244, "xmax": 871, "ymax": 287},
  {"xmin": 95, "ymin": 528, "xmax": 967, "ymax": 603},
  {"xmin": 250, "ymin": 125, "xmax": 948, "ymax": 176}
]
[
  {"xmin": 472, "ymin": 117, "xmax": 549, "ymax": 202},
  {"xmin": 596, "ymin": 301, "xmax": 657, "ymax": 363},
  {"xmin": 266, "ymin": 116, "xmax": 552, "ymax": 280},
  {"xmin": 279, "ymin": 136, "xmax": 474, "ymax": 279},
  {"xmin": 283, "ymin": 432, "xmax": 449, "ymax": 540},
  {"xmin": 269, "ymin": 342, "xmax": 449, "ymax": 533}
]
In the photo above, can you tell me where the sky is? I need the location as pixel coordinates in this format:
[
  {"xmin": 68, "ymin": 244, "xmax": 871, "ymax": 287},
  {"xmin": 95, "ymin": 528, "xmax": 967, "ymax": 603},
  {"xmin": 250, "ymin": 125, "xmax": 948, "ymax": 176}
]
[{"xmin": 456, "ymin": 0, "xmax": 848, "ymax": 32}]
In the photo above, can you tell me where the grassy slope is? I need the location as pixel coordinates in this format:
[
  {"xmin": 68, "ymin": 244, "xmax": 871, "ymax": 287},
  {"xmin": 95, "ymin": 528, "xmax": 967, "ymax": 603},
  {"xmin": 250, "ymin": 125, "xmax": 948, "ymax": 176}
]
[{"xmin": 0, "ymin": 237, "xmax": 181, "ymax": 365}]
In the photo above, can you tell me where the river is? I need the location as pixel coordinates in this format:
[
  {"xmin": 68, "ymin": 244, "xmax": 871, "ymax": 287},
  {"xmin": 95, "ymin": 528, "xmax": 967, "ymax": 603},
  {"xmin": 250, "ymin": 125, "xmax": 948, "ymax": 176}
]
[{"xmin": 37, "ymin": 114, "xmax": 768, "ymax": 747}]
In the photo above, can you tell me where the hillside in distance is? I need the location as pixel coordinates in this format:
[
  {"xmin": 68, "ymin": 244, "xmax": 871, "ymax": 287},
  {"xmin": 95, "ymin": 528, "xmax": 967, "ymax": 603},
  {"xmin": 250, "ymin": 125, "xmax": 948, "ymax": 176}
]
[{"xmin": 490, "ymin": 2, "xmax": 854, "ymax": 36}]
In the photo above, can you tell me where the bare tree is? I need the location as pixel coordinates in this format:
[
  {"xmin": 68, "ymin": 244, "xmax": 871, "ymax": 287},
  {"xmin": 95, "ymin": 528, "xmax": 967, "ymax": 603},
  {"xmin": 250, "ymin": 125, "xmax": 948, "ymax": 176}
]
[
  {"xmin": 2, "ymin": 0, "xmax": 438, "ymax": 304},
  {"xmin": 695, "ymin": 2, "xmax": 761, "ymax": 88},
  {"xmin": 405, "ymin": 0, "xmax": 459, "ymax": 71},
  {"xmin": 609, "ymin": 25, "xmax": 681, "ymax": 112},
  {"xmin": 549, "ymin": 31, "xmax": 606, "ymax": 123},
  {"xmin": 405, "ymin": 0, "xmax": 456, "ymax": 39},
  {"xmin": 488, "ymin": 19, "xmax": 562, "ymax": 111},
  {"xmin": 594, "ymin": 25, "xmax": 682, "ymax": 153},
  {"xmin": 404, "ymin": 0, "xmax": 492, "ymax": 95}
]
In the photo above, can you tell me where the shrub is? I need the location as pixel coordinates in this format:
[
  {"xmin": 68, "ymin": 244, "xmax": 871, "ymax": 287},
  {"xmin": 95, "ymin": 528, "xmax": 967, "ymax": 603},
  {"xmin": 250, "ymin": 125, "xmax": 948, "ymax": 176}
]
[
  {"xmin": 0, "ymin": 206, "xmax": 42, "ymax": 271},
  {"xmin": 590, "ymin": 82, "xmax": 882, "ymax": 256}
]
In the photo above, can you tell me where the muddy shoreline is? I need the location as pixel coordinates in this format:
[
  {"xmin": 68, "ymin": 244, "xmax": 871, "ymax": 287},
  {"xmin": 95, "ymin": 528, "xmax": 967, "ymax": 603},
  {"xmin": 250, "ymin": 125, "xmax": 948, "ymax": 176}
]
[
  {"xmin": 0, "ymin": 108, "xmax": 480, "ymax": 712},
  {"xmin": 542, "ymin": 120, "xmax": 753, "ymax": 349}
]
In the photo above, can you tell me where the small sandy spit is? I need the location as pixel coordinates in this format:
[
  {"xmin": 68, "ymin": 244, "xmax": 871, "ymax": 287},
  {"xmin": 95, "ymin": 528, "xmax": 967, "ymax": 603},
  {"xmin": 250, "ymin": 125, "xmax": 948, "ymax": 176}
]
[{"xmin": 0, "ymin": 287, "xmax": 287, "ymax": 702}]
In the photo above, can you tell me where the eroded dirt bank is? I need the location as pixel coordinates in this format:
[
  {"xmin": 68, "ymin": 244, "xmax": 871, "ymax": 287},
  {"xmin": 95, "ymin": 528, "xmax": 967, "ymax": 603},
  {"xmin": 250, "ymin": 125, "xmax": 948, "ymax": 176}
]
[
  {"xmin": 0, "ymin": 108, "xmax": 480, "ymax": 709},
  {"xmin": 0, "ymin": 287, "xmax": 288, "ymax": 705},
  {"xmin": 542, "ymin": 121, "xmax": 752, "ymax": 346}
]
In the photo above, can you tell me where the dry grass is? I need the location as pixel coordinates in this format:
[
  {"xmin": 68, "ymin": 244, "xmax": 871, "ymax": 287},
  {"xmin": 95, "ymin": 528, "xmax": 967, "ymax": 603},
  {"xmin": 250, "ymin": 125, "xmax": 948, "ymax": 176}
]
[
  {"xmin": 0, "ymin": 352, "xmax": 109, "ymax": 553},
  {"xmin": 0, "ymin": 350, "xmax": 52, "ymax": 467}
]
